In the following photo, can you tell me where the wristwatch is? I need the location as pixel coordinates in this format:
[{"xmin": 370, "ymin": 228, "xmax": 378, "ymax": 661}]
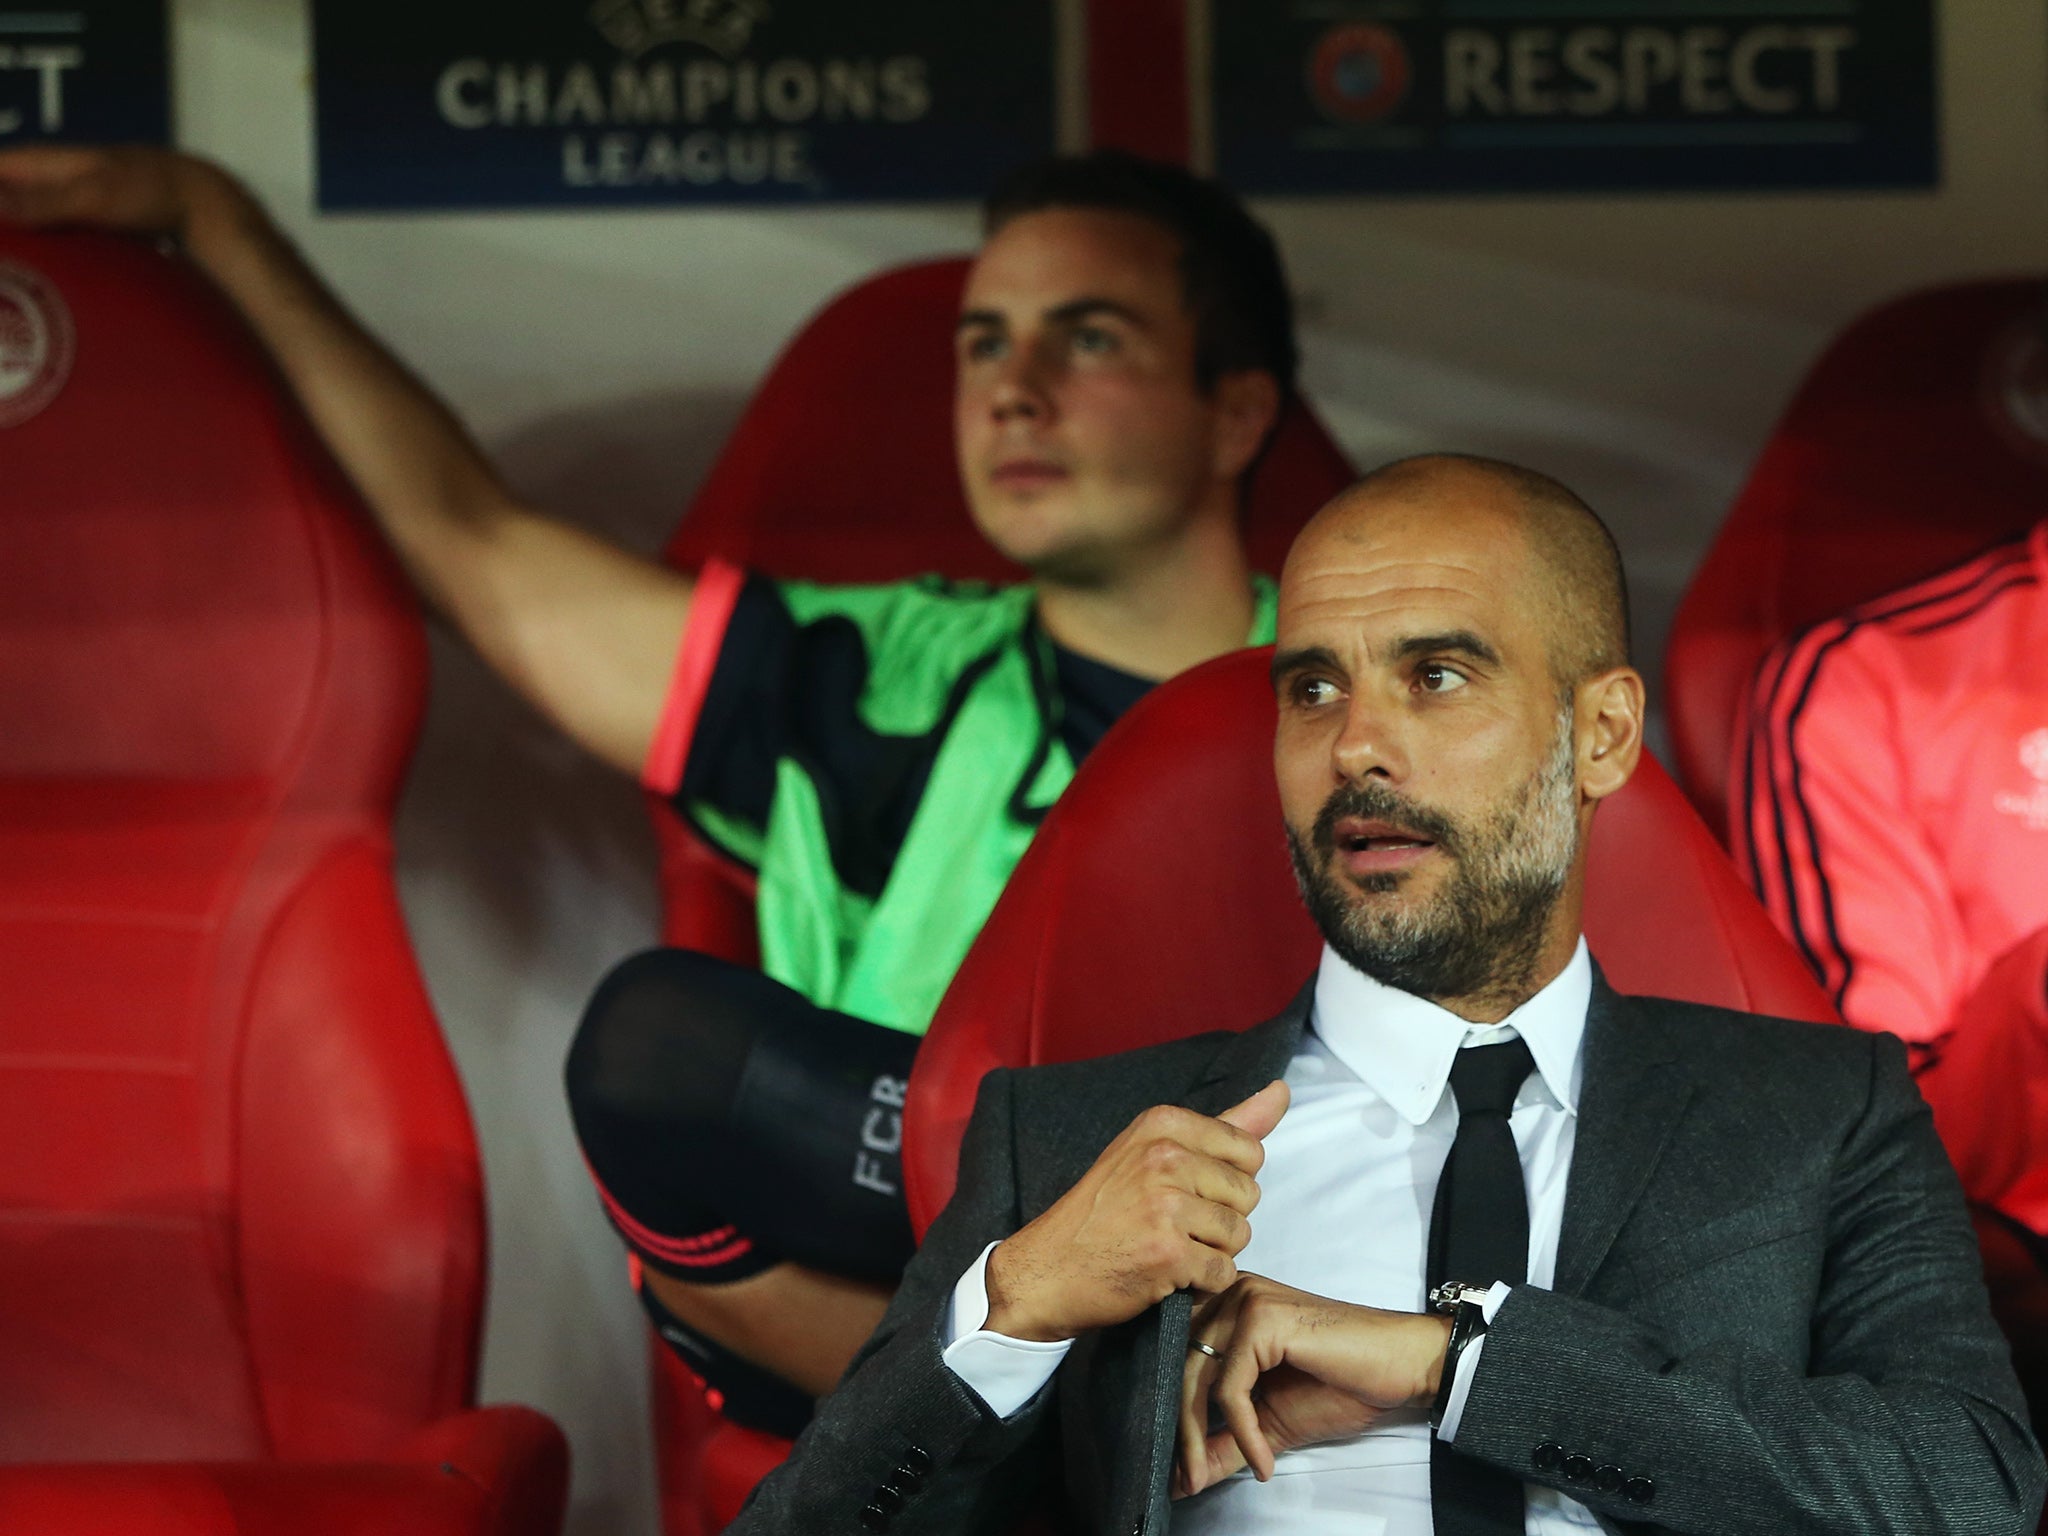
[{"xmin": 1427, "ymin": 1280, "xmax": 1492, "ymax": 1428}]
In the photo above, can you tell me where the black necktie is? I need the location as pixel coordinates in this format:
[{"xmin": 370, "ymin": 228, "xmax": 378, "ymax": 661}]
[{"xmin": 1427, "ymin": 1037, "xmax": 1536, "ymax": 1536}]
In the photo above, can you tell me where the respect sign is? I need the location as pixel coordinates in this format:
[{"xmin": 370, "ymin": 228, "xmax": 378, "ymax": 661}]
[
  {"xmin": 0, "ymin": 1, "xmax": 168, "ymax": 146},
  {"xmin": 313, "ymin": 0, "xmax": 1060, "ymax": 209},
  {"xmin": 1213, "ymin": 0, "xmax": 1936, "ymax": 194}
]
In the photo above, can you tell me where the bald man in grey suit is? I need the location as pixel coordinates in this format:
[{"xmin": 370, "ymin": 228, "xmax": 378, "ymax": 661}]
[{"xmin": 734, "ymin": 458, "xmax": 2044, "ymax": 1536}]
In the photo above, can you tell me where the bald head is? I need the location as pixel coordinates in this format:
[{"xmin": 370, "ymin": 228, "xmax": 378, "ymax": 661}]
[
  {"xmin": 1291, "ymin": 453, "xmax": 1631, "ymax": 689},
  {"xmin": 1273, "ymin": 454, "xmax": 1645, "ymax": 1016}
]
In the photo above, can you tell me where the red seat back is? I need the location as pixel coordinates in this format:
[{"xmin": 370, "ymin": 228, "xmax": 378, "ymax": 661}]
[
  {"xmin": 908, "ymin": 648, "xmax": 1835, "ymax": 1230},
  {"xmin": 0, "ymin": 230, "xmax": 483, "ymax": 1463},
  {"xmin": 1666, "ymin": 279, "xmax": 2048, "ymax": 838},
  {"xmin": 646, "ymin": 256, "xmax": 1353, "ymax": 1536}
]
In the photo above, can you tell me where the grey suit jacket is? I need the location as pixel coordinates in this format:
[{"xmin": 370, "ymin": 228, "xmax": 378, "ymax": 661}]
[{"xmin": 732, "ymin": 974, "xmax": 2046, "ymax": 1536}]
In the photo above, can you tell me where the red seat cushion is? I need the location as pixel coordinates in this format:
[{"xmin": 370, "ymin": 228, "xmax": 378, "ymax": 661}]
[{"xmin": 0, "ymin": 1407, "xmax": 568, "ymax": 1536}]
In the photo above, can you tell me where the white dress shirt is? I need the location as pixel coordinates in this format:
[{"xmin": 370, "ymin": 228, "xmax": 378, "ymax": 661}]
[{"xmin": 941, "ymin": 940, "xmax": 1603, "ymax": 1535}]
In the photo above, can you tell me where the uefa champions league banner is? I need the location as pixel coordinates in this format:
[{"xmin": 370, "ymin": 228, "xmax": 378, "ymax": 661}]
[
  {"xmin": 0, "ymin": 1, "xmax": 168, "ymax": 146},
  {"xmin": 312, "ymin": 0, "xmax": 1062, "ymax": 209},
  {"xmin": 1210, "ymin": 0, "xmax": 1936, "ymax": 194}
]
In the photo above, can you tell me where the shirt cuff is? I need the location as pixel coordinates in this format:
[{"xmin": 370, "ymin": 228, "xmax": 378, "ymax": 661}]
[
  {"xmin": 1435, "ymin": 1281, "xmax": 1513, "ymax": 1444},
  {"xmin": 940, "ymin": 1241, "xmax": 1072, "ymax": 1420}
]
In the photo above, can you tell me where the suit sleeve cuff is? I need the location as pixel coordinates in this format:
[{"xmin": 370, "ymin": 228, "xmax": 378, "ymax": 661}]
[
  {"xmin": 940, "ymin": 1241, "xmax": 1072, "ymax": 1419},
  {"xmin": 1436, "ymin": 1281, "xmax": 1513, "ymax": 1444}
]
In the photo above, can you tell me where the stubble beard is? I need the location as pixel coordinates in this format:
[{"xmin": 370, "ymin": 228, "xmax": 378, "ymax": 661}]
[{"xmin": 1285, "ymin": 705, "xmax": 1582, "ymax": 1009}]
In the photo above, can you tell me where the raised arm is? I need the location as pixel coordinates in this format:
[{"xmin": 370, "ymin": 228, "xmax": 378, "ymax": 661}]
[{"xmin": 0, "ymin": 145, "xmax": 690, "ymax": 778}]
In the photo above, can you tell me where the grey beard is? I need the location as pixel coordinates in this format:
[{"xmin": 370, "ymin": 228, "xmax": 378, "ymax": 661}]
[{"xmin": 1286, "ymin": 705, "xmax": 1580, "ymax": 1006}]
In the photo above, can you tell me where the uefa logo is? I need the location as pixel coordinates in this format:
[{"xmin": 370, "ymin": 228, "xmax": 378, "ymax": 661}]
[
  {"xmin": 2021, "ymin": 728, "xmax": 2048, "ymax": 786},
  {"xmin": 1996, "ymin": 728, "xmax": 2048, "ymax": 831},
  {"xmin": 0, "ymin": 260, "xmax": 74, "ymax": 430},
  {"xmin": 590, "ymin": 0, "xmax": 768, "ymax": 59},
  {"xmin": 1308, "ymin": 23, "xmax": 1412, "ymax": 125}
]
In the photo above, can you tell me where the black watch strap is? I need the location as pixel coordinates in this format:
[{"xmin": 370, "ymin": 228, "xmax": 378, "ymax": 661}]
[{"xmin": 1428, "ymin": 1280, "xmax": 1492, "ymax": 1430}]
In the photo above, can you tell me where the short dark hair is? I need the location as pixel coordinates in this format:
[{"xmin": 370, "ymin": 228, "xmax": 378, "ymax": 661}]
[{"xmin": 981, "ymin": 151, "xmax": 1299, "ymax": 398}]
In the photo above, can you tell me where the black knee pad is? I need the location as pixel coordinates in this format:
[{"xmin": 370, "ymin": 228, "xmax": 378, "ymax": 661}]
[
  {"xmin": 724, "ymin": 981, "xmax": 918, "ymax": 1280},
  {"xmin": 566, "ymin": 948, "xmax": 917, "ymax": 1285},
  {"xmin": 567, "ymin": 948, "xmax": 781, "ymax": 1279}
]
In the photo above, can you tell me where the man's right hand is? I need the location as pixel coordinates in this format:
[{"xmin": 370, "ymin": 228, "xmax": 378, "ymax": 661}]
[
  {"xmin": 982, "ymin": 1080, "xmax": 1289, "ymax": 1343},
  {"xmin": 0, "ymin": 145, "xmax": 238, "ymax": 243}
]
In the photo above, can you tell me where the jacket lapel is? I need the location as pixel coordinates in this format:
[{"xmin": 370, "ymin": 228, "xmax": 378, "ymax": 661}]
[
  {"xmin": 1078, "ymin": 980, "xmax": 1315, "ymax": 1536},
  {"xmin": 1085, "ymin": 967, "xmax": 1696, "ymax": 1530},
  {"xmin": 1553, "ymin": 972, "xmax": 1694, "ymax": 1297},
  {"xmin": 1181, "ymin": 979, "xmax": 1316, "ymax": 1118}
]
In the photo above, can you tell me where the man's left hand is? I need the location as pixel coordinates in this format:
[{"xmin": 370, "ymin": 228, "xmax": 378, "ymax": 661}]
[{"xmin": 1173, "ymin": 1274, "xmax": 1453, "ymax": 1497}]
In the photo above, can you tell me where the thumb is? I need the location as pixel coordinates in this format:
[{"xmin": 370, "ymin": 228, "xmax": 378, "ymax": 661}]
[{"xmin": 1218, "ymin": 1079, "xmax": 1290, "ymax": 1140}]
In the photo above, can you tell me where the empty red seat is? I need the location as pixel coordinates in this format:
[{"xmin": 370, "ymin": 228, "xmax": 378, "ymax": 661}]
[{"xmin": 0, "ymin": 228, "xmax": 565, "ymax": 1534}]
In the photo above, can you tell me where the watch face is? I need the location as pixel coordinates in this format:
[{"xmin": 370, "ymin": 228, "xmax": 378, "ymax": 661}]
[{"xmin": 1429, "ymin": 1280, "xmax": 1486, "ymax": 1312}]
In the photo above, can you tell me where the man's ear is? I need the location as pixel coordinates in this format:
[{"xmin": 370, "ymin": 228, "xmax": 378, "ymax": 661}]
[
  {"xmin": 1210, "ymin": 369, "xmax": 1282, "ymax": 484},
  {"xmin": 1577, "ymin": 667, "xmax": 1646, "ymax": 804}
]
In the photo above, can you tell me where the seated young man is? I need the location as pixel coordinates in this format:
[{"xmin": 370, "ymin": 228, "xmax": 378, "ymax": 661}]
[
  {"xmin": 1733, "ymin": 517, "xmax": 2048, "ymax": 1244},
  {"xmin": 0, "ymin": 146, "xmax": 1303, "ymax": 1430}
]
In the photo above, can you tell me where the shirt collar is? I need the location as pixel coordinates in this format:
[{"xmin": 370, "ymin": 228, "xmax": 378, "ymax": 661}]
[{"xmin": 1308, "ymin": 938, "xmax": 1592, "ymax": 1125}]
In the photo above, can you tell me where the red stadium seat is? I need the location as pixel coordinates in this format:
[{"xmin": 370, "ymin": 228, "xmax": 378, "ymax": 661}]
[
  {"xmin": 1666, "ymin": 279, "xmax": 2048, "ymax": 840},
  {"xmin": 646, "ymin": 255, "xmax": 1355, "ymax": 1534},
  {"xmin": 906, "ymin": 648, "xmax": 1836, "ymax": 1228},
  {"xmin": 0, "ymin": 229, "xmax": 566, "ymax": 1534}
]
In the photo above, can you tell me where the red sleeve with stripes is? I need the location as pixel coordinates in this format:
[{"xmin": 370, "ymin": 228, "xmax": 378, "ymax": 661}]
[{"xmin": 1733, "ymin": 626, "xmax": 1972, "ymax": 1055}]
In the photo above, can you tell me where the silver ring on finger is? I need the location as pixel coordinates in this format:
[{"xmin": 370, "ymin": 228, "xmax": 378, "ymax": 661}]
[{"xmin": 1189, "ymin": 1339, "xmax": 1221, "ymax": 1359}]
